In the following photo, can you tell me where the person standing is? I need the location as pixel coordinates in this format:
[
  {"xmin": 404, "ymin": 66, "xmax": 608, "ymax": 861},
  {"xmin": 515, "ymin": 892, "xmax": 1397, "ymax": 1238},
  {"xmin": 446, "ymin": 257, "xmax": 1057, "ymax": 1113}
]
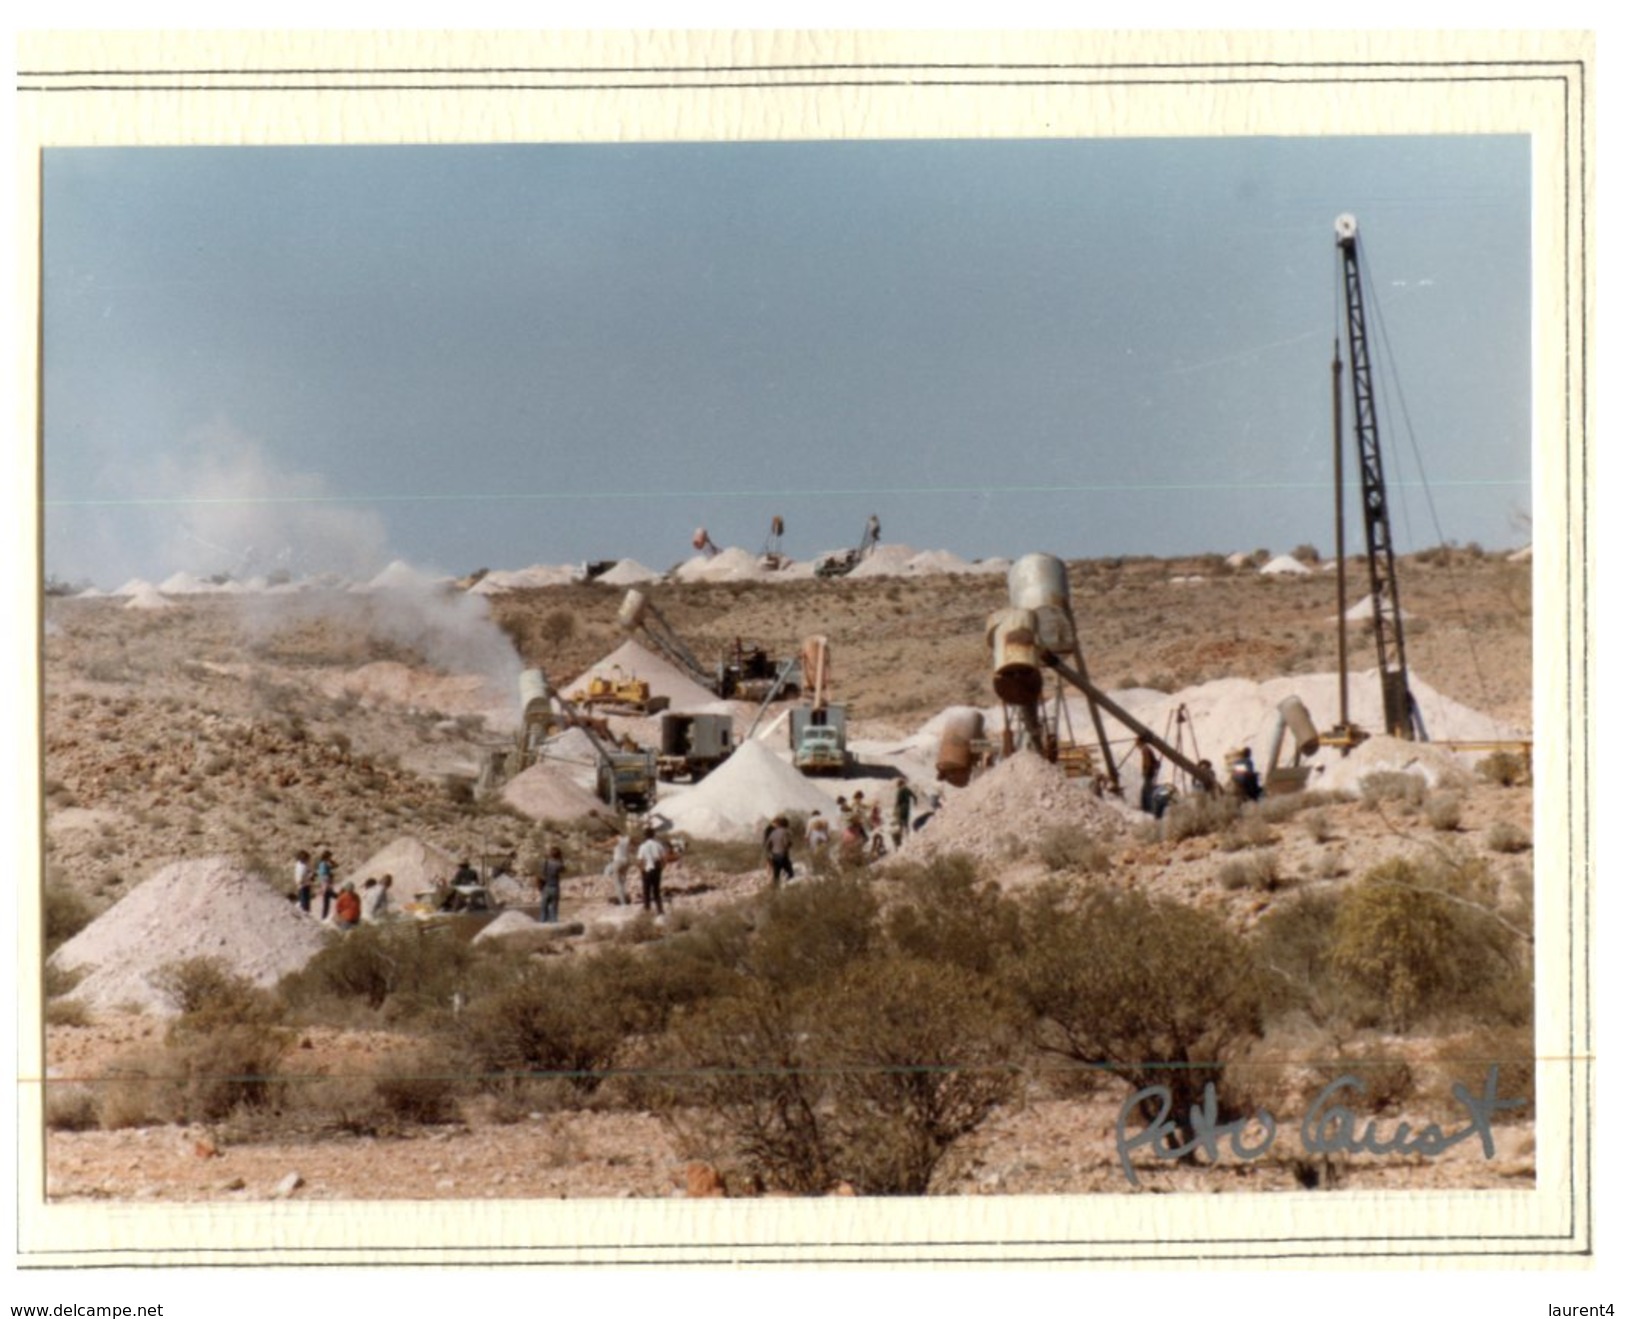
[
  {"xmin": 637, "ymin": 828, "xmax": 668, "ymax": 916},
  {"xmin": 891, "ymin": 779, "xmax": 915, "ymax": 849},
  {"xmin": 805, "ymin": 810, "xmax": 831, "ymax": 855},
  {"xmin": 316, "ymin": 849, "xmax": 337, "ymax": 921},
  {"xmin": 1136, "ymin": 736, "xmax": 1163, "ymax": 815},
  {"xmin": 540, "ymin": 846, "xmax": 565, "ymax": 924},
  {"xmin": 367, "ymin": 874, "xmax": 393, "ymax": 921},
  {"xmin": 765, "ymin": 816, "xmax": 794, "ymax": 887},
  {"xmin": 293, "ymin": 849, "xmax": 313, "ymax": 914},
  {"xmin": 604, "ymin": 830, "xmax": 631, "ymax": 905}
]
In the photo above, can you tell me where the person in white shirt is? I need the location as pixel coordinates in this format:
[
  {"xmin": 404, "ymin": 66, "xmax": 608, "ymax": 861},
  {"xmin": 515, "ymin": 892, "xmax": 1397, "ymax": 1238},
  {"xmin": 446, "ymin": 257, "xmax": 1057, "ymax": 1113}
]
[{"xmin": 636, "ymin": 829, "xmax": 668, "ymax": 916}]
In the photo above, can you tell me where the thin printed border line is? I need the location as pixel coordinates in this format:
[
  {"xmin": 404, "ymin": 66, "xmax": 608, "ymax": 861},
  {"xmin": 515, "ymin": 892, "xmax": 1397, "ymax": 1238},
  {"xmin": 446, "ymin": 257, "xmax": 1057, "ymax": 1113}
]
[{"xmin": 20, "ymin": 55, "xmax": 1589, "ymax": 1264}]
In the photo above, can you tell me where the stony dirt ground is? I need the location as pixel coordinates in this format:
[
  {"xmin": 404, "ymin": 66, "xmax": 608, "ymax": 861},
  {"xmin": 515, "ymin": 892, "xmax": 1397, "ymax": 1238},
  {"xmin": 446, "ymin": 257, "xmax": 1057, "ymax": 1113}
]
[{"xmin": 38, "ymin": 548, "xmax": 1537, "ymax": 1200}]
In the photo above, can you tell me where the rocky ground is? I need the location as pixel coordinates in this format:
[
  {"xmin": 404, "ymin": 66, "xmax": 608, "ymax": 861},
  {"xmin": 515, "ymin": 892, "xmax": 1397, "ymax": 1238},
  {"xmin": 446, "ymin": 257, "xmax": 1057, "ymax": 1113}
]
[{"xmin": 38, "ymin": 548, "xmax": 1537, "ymax": 1200}]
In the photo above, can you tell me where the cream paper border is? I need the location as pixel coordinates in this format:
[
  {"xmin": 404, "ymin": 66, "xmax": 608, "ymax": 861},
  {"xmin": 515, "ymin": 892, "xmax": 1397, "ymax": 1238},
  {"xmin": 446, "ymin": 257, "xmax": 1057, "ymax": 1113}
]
[{"xmin": 11, "ymin": 29, "xmax": 1594, "ymax": 1267}]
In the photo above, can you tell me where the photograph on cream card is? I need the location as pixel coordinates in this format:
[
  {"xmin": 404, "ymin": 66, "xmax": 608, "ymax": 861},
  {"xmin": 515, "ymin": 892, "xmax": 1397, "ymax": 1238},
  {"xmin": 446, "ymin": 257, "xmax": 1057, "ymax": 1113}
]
[{"xmin": 15, "ymin": 31, "xmax": 1591, "ymax": 1265}]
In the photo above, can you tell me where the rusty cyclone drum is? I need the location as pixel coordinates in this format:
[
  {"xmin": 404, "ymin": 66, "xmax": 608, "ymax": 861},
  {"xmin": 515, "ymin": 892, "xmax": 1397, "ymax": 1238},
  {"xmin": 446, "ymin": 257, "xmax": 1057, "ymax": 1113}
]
[{"xmin": 986, "ymin": 607, "xmax": 1045, "ymax": 705}]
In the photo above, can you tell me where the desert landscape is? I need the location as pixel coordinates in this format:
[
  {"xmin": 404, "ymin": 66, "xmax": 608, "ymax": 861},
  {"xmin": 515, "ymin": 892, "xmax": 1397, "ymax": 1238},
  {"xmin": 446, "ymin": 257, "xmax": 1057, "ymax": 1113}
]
[{"xmin": 38, "ymin": 539, "xmax": 1536, "ymax": 1201}]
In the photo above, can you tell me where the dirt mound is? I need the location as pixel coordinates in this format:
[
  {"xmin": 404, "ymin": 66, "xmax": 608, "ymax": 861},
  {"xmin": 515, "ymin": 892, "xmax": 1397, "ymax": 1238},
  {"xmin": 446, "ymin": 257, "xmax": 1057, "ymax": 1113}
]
[
  {"xmin": 50, "ymin": 857, "xmax": 329, "ymax": 1016},
  {"xmin": 1259, "ymin": 555, "xmax": 1311, "ymax": 575},
  {"xmin": 472, "ymin": 910, "xmax": 543, "ymax": 943},
  {"xmin": 597, "ymin": 559, "xmax": 664, "ymax": 585},
  {"xmin": 660, "ymin": 737, "xmax": 835, "ymax": 839},
  {"xmin": 352, "ymin": 835, "xmax": 459, "ymax": 897},
  {"xmin": 124, "ymin": 584, "xmax": 175, "ymax": 610},
  {"xmin": 317, "ymin": 661, "xmax": 509, "ymax": 725},
  {"xmin": 907, "ymin": 751, "xmax": 1129, "ymax": 865},
  {"xmin": 501, "ymin": 760, "xmax": 605, "ymax": 821}
]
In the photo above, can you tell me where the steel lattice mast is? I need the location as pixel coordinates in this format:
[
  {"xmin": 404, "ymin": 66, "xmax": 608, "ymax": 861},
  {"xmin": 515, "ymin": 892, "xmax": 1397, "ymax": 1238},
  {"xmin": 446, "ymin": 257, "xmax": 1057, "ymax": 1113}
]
[{"xmin": 1335, "ymin": 213, "xmax": 1416, "ymax": 740}]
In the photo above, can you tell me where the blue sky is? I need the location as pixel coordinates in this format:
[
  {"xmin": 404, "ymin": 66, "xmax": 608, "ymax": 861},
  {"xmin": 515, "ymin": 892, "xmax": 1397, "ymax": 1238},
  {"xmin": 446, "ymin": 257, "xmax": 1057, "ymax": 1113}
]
[{"xmin": 42, "ymin": 135, "xmax": 1530, "ymax": 587}]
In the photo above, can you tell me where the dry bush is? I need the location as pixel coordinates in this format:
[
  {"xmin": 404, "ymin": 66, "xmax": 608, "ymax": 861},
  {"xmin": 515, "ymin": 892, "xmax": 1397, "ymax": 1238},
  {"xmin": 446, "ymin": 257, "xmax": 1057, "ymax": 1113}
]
[
  {"xmin": 1162, "ymin": 792, "xmax": 1240, "ymax": 843},
  {"xmin": 747, "ymin": 876, "xmax": 879, "ymax": 992},
  {"xmin": 541, "ymin": 609, "xmax": 578, "ymax": 646},
  {"xmin": 1302, "ymin": 809, "xmax": 1335, "ymax": 844},
  {"xmin": 655, "ymin": 957, "xmax": 1019, "ymax": 1196},
  {"xmin": 1006, "ymin": 884, "xmax": 1263, "ymax": 1153},
  {"xmin": 1033, "ymin": 823, "xmax": 1112, "ymax": 874},
  {"xmin": 1306, "ymin": 1052, "xmax": 1417, "ymax": 1115},
  {"xmin": 45, "ymin": 1084, "xmax": 100, "ymax": 1132},
  {"xmin": 279, "ymin": 924, "xmax": 475, "ymax": 1020},
  {"xmin": 681, "ymin": 835, "xmax": 772, "ymax": 875},
  {"xmin": 1329, "ymin": 856, "xmax": 1528, "ymax": 1032},
  {"xmin": 1217, "ymin": 812, "xmax": 1277, "ymax": 853},
  {"xmin": 1217, "ymin": 850, "xmax": 1282, "ymax": 893},
  {"xmin": 43, "ymin": 883, "xmax": 93, "ymax": 953},
  {"xmin": 371, "ymin": 1045, "xmax": 466, "ymax": 1125},
  {"xmin": 1429, "ymin": 1024, "xmax": 1536, "ymax": 1120},
  {"xmin": 154, "ymin": 956, "xmax": 281, "ymax": 1024},
  {"xmin": 456, "ymin": 958, "xmax": 642, "ymax": 1098},
  {"xmin": 1486, "ymin": 821, "xmax": 1532, "ymax": 854},
  {"xmin": 883, "ymin": 854, "xmax": 1023, "ymax": 977},
  {"xmin": 44, "ymin": 999, "xmax": 92, "ymax": 1028},
  {"xmin": 1477, "ymin": 750, "xmax": 1528, "ymax": 787},
  {"xmin": 1360, "ymin": 772, "xmax": 1426, "ymax": 811},
  {"xmin": 1426, "ymin": 792, "xmax": 1464, "ymax": 832}
]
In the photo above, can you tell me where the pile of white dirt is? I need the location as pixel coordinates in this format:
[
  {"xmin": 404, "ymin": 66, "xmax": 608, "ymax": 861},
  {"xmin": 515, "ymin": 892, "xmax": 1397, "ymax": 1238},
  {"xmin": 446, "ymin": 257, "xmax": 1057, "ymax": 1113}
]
[
  {"xmin": 846, "ymin": 544, "xmax": 919, "ymax": 578},
  {"xmin": 50, "ymin": 857, "xmax": 329, "ymax": 1016},
  {"xmin": 1314, "ymin": 734, "xmax": 1478, "ymax": 795},
  {"xmin": 1059, "ymin": 670, "xmax": 1517, "ymax": 801},
  {"xmin": 671, "ymin": 546, "xmax": 766, "ymax": 583},
  {"xmin": 659, "ymin": 737, "xmax": 836, "ymax": 839},
  {"xmin": 472, "ymin": 910, "xmax": 544, "ymax": 943},
  {"xmin": 352, "ymin": 835, "xmax": 460, "ymax": 897},
  {"xmin": 468, "ymin": 564, "xmax": 579, "ymax": 594},
  {"xmin": 502, "ymin": 760, "xmax": 606, "ymax": 821},
  {"xmin": 906, "ymin": 751, "xmax": 1130, "ymax": 865},
  {"xmin": 1259, "ymin": 554, "xmax": 1312, "ymax": 576},
  {"xmin": 124, "ymin": 584, "xmax": 176, "ymax": 610},
  {"xmin": 1225, "ymin": 551, "xmax": 1255, "ymax": 569},
  {"xmin": 597, "ymin": 559, "xmax": 664, "ymax": 585},
  {"xmin": 158, "ymin": 570, "xmax": 218, "ymax": 594},
  {"xmin": 571, "ymin": 639, "xmax": 719, "ymax": 710}
]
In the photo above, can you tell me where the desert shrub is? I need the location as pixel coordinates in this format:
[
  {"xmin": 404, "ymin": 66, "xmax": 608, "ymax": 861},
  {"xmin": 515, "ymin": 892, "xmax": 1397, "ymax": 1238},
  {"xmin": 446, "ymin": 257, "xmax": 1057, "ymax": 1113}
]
[
  {"xmin": 1259, "ymin": 789, "xmax": 1348, "ymax": 825},
  {"xmin": 371, "ymin": 1046, "xmax": 466, "ymax": 1125},
  {"xmin": 1252, "ymin": 889, "xmax": 1346, "ymax": 1025},
  {"xmin": 1033, "ymin": 823, "xmax": 1112, "ymax": 874},
  {"xmin": 1307, "ymin": 1051, "xmax": 1417, "ymax": 1115},
  {"xmin": 43, "ymin": 883, "xmax": 93, "ymax": 953},
  {"xmin": 681, "ymin": 834, "xmax": 771, "ymax": 875},
  {"xmin": 1217, "ymin": 812, "xmax": 1277, "ymax": 853},
  {"xmin": 1486, "ymin": 821, "xmax": 1532, "ymax": 854},
  {"xmin": 655, "ymin": 956, "xmax": 1019, "ymax": 1195},
  {"xmin": 163, "ymin": 1024, "xmax": 289, "ymax": 1121},
  {"xmin": 747, "ymin": 876, "xmax": 878, "ymax": 992},
  {"xmin": 1426, "ymin": 792, "xmax": 1464, "ymax": 832},
  {"xmin": 1005, "ymin": 884, "xmax": 1263, "ymax": 1155},
  {"xmin": 279, "ymin": 924, "xmax": 474, "ymax": 1019},
  {"xmin": 1360, "ymin": 772, "xmax": 1426, "ymax": 811},
  {"xmin": 149, "ymin": 961, "xmax": 291, "ymax": 1120},
  {"xmin": 1477, "ymin": 750, "xmax": 1528, "ymax": 787},
  {"xmin": 1430, "ymin": 1023, "xmax": 1536, "ymax": 1120},
  {"xmin": 1302, "ymin": 809, "xmax": 1335, "ymax": 844},
  {"xmin": 1162, "ymin": 792, "xmax": 1240, "ymax": 843},
  {"xmin": 1292, "ymin": 543, "xmax": 1321, "ymax": 564},
  {"xmin": 45, "ymin": 1084, "xmax": 100, "ymax": 1132},
  {"xmin": 1217, "ymin": 850, "xmax": 1282, "ymax": 892},
  {"xmin": 541, "ymin": 609, "xmax": 578, "ymax": 646},
  {"xmin": 154, "ymin": 957, "xmax": 282, "ymax": 1025},
  {"xmin": 883, "ymin": 854, "xmax": 1023, "ymax": 977},
  {"xmin": 457, "ymin": 958, "xmax": 638, "ymax": 1097},
  {"xmin": 1329, "ymin": 856, "xmax": 1527, "ymax": 1031},
  {"xmin": 44, "ymin": 999, "xmax": 91, "ymax": 1028}
]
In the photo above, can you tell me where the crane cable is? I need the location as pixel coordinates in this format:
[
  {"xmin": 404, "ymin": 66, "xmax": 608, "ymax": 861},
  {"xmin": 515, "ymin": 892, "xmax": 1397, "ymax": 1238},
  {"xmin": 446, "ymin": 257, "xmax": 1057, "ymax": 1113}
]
[{"xmin": 1355, "ymin": 233, "xmax": 1495, "ymax": 721}]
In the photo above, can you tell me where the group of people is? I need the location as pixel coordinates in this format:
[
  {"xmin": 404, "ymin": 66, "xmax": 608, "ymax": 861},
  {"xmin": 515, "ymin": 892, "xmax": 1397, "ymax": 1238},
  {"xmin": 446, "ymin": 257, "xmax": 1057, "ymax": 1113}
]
[
  {"xmin": 601, "ymin": 827, "xmax": 676, "ymax": 916},
  {"xmin": 291, "ymin": 848, "xmax": 393, "ymax": 928}
]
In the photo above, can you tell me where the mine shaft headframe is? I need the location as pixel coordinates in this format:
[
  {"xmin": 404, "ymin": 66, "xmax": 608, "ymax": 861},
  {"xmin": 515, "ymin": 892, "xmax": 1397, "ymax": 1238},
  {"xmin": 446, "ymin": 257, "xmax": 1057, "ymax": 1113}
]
[{"xmin": 1335, "ymin": 212, "xmax": 1416, "ymax": 740}]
